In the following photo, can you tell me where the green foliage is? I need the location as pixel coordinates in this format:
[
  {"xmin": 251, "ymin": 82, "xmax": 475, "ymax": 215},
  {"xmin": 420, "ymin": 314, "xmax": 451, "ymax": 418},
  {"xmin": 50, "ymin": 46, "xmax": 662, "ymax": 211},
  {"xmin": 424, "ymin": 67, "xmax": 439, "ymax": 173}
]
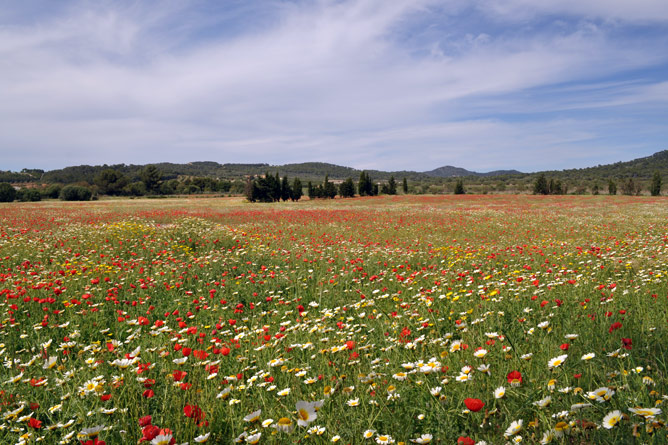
[
  {"xmin": 59, "ymin": 185, "xmax": 92, "ymax": 201},
  {"xmin": 454, "ymin": 179, "xmax": 465, "ymax": 195},
  {"xmin": 17, "ymin": 188, "xmax": 42, "ymax": 202},
  {"xmin": 608, "ymin": 180, "xmax": 617, "ymax": 195},
  {"xmin": 402, "ymin": 177, "xmax": 408, "ymax": 194},
  {"xmin": 358, "ymin": 171, "xmax": 375, "ymax": 196},
  {"xmin": 533, "ymin": 174, "xmax": 549, "ymax": 195},
  {"xmin": 291, "ymin": 178, "xmax": 303, "ymax": 201},
  {"xmin": 280, "ymin": 176, "xmax": 291, "ymax": 201},
  {"xmin": 651, "ymin": 171, "xmax": 662, "ymax": 196},
  {"xmin": 94, "ymin": 169, "xmax": 129, "ymax": 195},
  {"xmin": 0, "ymin": 183, "xmax": 17, "ymax": 202},
  {"xmin": 621, "ymin": 177, "xmax": 640, "ymax": 196},
  {"xmin": 339, "ymin": 178, "xmax": 356, "ymax": 198},
  {"xmin": 140, "ymin": 165, "xmax": 162, "ymax": 193}
]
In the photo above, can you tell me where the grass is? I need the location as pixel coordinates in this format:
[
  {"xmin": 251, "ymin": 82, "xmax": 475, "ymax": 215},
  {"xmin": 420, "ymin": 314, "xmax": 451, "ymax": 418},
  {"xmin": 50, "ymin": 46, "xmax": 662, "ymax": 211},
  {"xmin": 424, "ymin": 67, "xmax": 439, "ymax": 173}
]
[{"xmin": 0, "ymin": 194, "xmax": 667, "ymax": 444}]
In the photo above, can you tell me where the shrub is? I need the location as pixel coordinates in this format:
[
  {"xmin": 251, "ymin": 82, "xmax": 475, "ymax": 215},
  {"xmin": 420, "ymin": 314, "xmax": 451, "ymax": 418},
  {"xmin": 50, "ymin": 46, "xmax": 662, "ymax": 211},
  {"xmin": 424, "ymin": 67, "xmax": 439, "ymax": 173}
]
[
  {"xmin": 60, "ymin": 185, "xmax": 92, "ymax": 201},
  {"xmin": 0, "ymin": 182, "xmax": 17, "ymax": 202}
]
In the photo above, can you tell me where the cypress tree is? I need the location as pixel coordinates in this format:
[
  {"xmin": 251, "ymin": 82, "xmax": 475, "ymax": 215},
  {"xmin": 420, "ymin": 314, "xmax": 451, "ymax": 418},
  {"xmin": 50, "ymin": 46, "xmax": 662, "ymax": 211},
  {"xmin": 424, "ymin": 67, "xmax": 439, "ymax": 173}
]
[{"xmin": 651, "ymin": 171, "xmax": 662, "ymax": 196}]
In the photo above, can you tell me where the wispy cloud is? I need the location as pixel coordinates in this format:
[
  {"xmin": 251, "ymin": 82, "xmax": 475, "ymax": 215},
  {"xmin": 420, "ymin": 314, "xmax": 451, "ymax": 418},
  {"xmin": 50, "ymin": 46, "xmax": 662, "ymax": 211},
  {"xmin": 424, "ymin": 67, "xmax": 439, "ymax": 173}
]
[{"xmin": 0, "ymin": 0, "xmax": 666, "ymax": 172}]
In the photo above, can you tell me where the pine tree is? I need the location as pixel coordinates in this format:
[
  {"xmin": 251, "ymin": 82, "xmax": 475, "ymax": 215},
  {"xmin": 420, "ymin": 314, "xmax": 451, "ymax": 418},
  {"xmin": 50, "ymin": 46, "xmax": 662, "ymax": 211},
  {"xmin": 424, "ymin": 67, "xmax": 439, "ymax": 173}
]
[
  {"xmin": 291, "ymin": 178, "xmax": 303, "ymax": 201},
  {"xmin": 339, "ymin": 178, "xmax": 355, "ymax": 198},
  {"xmin": 533, "ymin": 174, "xmax": 548, "ymax": 195},
  {"xmin": 608, "ymin": 180, "xmax": 617, "ymax": 195},
  {"xmin": 454, "ymin": 179, "xmax": 465, "ymax": 195},
  {"xmin": 280, "ymin": 176, "xmax": 291, "ymax": 201},
  {"xmin": 323, "ymin": 175, "xmax": 337, "ymax": 199},
  {"xmin": 651, "ymin": 171, "xmax": 662, "ymax": 196},
  {"xmin": 388, "ymin": 176, "xmax": 397, "ymax": 195}
]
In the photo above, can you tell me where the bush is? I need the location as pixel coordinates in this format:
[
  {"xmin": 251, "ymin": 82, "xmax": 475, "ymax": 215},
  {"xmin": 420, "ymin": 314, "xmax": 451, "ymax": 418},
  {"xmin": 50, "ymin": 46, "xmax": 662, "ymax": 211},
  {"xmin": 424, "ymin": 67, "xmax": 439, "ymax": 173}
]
[
  {"xmin": 18, "ymin": 189, "xmax": 42, "ymax": 202},
  {"xmin": 42, "ymin": 184, "xmax": 62, "ymax": 199},
  {"xmin": 0, "ymin": 182, "xmax": 17, "ymax": 202},
  {"xmin": 60, "ymin": 185, "xmax": 92, "ymax": 201}
]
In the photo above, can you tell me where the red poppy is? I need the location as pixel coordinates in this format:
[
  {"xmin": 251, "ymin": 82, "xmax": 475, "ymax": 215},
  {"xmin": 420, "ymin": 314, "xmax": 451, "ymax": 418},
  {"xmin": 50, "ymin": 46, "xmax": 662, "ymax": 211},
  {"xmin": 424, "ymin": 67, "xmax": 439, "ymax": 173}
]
[
  {"xmin": 464, "ymin": 398, "xmax": 485, "ymax": 412},
  {"xmin": 457, "ymin": 437, "xmax": 475, "ymax": 445},
  {"xmin": 621, "ymin": 338, "xmax": 632, "ymax": 350},
  {"xmin": 138, "ymin": 415, "xmax": 152, "ymax": 427},
  {"xmin": 507, "ymin": 370, "xmax": 522, "ymax": 386}
]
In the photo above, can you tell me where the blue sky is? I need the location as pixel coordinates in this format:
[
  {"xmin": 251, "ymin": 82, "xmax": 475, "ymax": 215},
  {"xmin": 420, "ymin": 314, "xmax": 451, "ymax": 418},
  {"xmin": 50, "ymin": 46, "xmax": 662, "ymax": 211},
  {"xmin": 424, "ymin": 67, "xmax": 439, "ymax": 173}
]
[{"xmin": 1, "ymin": 0, "xmax": 667, "ymax": 173}]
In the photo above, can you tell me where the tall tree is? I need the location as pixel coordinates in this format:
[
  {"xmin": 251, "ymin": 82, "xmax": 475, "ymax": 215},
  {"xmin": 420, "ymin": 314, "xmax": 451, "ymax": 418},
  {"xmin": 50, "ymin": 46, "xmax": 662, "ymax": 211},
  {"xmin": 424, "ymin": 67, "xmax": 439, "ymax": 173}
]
[
  {"xmin": 291, "ymin": 178, "xmax": 303, "ymax": 201},
  {"xmin": 533, "ymin": 174, "xmax": 548, "ymax": 195},
  {"xmin": 94, "ymin": 168, "xmax": 128, "ymax": 195},
  {"xmin": 388, "ymin": 176, "xmax": 397, "ymax": 195},
  {"xmin": 323, "ymin": 175, "xmax": 337, "ymax": 199},
  {"xmin": 280, "ymin": 176, "xmax": 291, "ymax": 201},
  {"xmin": 339, "ymin": 177, "xmax": 355, "ymax": 198},
  {"xmin": 140, "ymin": 165, "xmax": 162, "ymax": 193},
  {"xmin": 608, "ymin": 179, "xmax": 617, "ymax": 195},
  {"xmin": 402, "ymin": 177, "xmax": 408, "ymax": 194},
  {"xmin": 454, "ymin": 179, "xmax": 465, "ymax": 195},
  {"xmin": 651, "ymin": 171, "xmax": 662, "ymax": 196}
]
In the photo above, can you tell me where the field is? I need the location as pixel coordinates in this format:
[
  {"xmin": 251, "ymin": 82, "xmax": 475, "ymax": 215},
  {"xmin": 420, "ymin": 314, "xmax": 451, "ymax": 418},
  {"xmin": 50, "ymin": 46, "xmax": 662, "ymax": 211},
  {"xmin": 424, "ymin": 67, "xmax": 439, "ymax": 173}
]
[{"xmin": 1, "ymin": 195, "xmax": 667, "ymax": 444}]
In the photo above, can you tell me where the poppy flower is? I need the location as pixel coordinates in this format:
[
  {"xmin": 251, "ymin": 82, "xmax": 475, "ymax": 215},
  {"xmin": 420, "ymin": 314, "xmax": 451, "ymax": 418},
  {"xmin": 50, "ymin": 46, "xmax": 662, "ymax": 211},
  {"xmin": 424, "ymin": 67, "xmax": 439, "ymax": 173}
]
[
  {"xmin": 507, "ymin": 370, "xmax": 522, "ymax": 387},
  {"xmin": 464, "ymin": 398, "xmax": 484, "ymax": 412}
]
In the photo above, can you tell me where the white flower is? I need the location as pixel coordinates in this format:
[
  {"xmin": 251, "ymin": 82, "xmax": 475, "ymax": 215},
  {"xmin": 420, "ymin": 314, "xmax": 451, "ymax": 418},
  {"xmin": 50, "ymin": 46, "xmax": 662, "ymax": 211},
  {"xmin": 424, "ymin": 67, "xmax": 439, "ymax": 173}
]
[
  {"xmin": 548, "ymin": 354, "xmax": 567, "ymax": 369},
  {"xmin": 504, "ymin": 419, "xmax": 523, "ymax": 437},
  {"xmin": 602, "ymin": 410, "xmax": 623, "ymax": 429},
  {"xmin": 494, "ymin": 386, "xmax": 506, "ymax": 399}
]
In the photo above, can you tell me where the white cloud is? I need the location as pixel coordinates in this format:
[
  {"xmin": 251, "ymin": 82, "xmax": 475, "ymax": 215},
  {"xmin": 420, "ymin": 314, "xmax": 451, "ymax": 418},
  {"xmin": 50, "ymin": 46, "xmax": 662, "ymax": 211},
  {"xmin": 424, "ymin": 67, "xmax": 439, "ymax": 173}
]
[{"xmin": 0, "ymin": 0, "xmax": 666, "ymax": 172}]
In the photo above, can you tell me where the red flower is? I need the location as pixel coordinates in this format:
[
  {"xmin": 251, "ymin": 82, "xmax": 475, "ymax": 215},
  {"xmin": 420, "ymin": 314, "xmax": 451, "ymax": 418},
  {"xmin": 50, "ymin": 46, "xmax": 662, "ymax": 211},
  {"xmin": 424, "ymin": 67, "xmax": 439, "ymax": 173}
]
[
  {"xmin": 172, "ymin": 370, "xmax": 187, "ymax": 381},
  {"xmin": 28, "ymin": 417, "xmax": 42, "ymax": 429},
  {"xmin": 138, "ymin": 415, "xmax": 152, "ymax": 427},
  {"xmin": 457, "ymin": 437, "xmax": 475, "ymax": 445},
  {"xmin": 142, "ymin": 389, "xmax": 154, "ymax": 398},
  {"xmin": 507, "ymin": 370, "xmax": 522, "ymax": 386},
  {"xmin": 140, "ymin": 425, "xmax": 160, "ymax": 442},
  {"xmin": 346, "ymin": 340, "xmax": 355, "ymax": 350},
  {"xmin": 608, "ymin": 321, "xmax": 622, "ymax": 333},
  {"xmin": 621, "ymin": 338, "xmax": 632, "ymax": 350},
  {"xmin": 464, "ymin": 398, "xmax": 485, "ymax": 412},
  {"xmin": 560, "ymin": 343, "xmax": 569, "ymax": 351}
]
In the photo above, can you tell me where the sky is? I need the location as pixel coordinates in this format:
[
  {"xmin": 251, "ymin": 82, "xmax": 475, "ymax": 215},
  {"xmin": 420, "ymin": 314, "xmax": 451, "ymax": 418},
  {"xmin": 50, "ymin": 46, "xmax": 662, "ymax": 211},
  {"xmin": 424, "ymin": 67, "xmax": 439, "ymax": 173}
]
[{"xmin": 1, "ymin": 0, "xmax": 667, "ymax": 173}]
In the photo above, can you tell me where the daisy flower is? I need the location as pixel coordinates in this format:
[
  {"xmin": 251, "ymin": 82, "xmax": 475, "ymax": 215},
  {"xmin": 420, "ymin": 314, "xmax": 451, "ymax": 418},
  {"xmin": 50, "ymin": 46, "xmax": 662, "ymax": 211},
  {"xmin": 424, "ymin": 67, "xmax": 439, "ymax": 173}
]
[
  {"xmin": 363, "ymin": 429, "xmax": 376, "ymax": 439},
  {"xmin": 376, "ymin": 434, "xmax": 395, "ymax": 444},
  {"xmin": 347, "ymin": 398, "xmax": 360, "ymax": 407},
  {"xmin": 628, "ymin": 407, "xmax": 662, "ymax": 419},
  {"xmin": 410, "ymin": 433, "xmax": 433, "ymax": 444},
  {"xmin": 296, "ymin": 401, "xmax": 318, "ymax": 426},
  {"xmin": 504, "ymin": 419, "xmax": 523, "ymax": 437},
  {"xmin": 602, "ymin": 410, "xmax": 623, "ymax": 429},
  {"xmin": 494, "ymin": 386, "xmax": 506, "ymax": 399},
  {"xmin": 581, "ymin": 353, "xmax": 595, "ymax": 361},
  {"xmin": 547, "ymin": 355, "xmax": 567, "ymax": 369}
]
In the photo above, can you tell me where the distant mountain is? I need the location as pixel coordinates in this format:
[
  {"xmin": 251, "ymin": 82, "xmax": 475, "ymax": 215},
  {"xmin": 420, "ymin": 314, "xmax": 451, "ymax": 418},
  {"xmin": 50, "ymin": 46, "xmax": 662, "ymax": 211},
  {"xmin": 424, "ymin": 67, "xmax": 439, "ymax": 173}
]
[
  {"xmin": 525, "ymin": 150, "xmax": 668, "ymax": 184},
  {"xmin": 424, "ymin": 165, "xmax": 523, "ymax": 178},
  {"xmin": 8, "ymin": 149, "xmax": 668, "ymax": 186}
]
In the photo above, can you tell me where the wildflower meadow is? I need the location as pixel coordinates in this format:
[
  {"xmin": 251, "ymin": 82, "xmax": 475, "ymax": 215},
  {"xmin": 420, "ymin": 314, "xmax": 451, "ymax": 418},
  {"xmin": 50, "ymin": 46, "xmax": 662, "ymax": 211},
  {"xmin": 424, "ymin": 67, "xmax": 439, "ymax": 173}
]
[{"xmin": 0, "ymin": 195, "xmax": 667, "ymax": 444}]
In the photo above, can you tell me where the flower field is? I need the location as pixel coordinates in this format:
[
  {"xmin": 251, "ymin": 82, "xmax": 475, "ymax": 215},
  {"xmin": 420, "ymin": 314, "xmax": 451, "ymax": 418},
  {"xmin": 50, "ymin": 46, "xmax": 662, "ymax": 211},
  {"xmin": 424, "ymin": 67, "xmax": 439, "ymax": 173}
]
[{"xmin": 1, "ymin": 195, "xmax": 667, "ymax": 444}]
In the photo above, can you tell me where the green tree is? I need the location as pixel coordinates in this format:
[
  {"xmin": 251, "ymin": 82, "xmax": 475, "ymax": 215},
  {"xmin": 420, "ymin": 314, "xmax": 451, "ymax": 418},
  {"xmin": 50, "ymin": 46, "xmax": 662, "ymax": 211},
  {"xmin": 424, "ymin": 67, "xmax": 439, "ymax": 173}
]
[
  {"xmin": 358, "ymin": 171, "xmax": 375, "ymax": 196},
  {"xmin": 322, "ymin": 175, "xmax": 337, "ymax": 199},
  {"xmin": 592, "ymin": 183, "xmax": 600, "ymax": 195},
  {"xmin": 608, "ymin": 179, "xmax": 617, "ymax": 195},
  {"xmin": 387, "ymin": 176, "xmax": 397, "ymax": 195},
  {"xmin": 454, "ymin": 179, "xmax": 465, "ymax": 195},
  {"xmin": 533, "ymin": 174, "xmax": 549, "ymax": 195},
  {"xmin": 651, "ymin": 171, "xmax": 662, "ymax": 196},
  {"xmin": 291, "ymin": 178, "xmax": 303, "ymax": 201},
  {"xmin": 339, "ymin": 178, "xmax": 356, "ymax": 198},
  {"xmin": 402, "ymin": 177, "xmax": 408, "ymax": 194},
  {"xmin": 94, "ymin": 168, "xmax": 128, "ymax": 195},
  {"xmin": 0, "ymin": 182, "xmax": 17, "ymax": 202},
  {"xmin": 621, "ymin": 178, "xmax": 638, "ymax": 196},
  {"xmin": 140, "ymin": 165, "xmax": 162, "ymax": 193},
  {"xmin": 60, "ymin": 185, "xmax": 92, "ymax": 201},
  {"xmin": 280, "ymin": 176, "xmax": 291, "ymax": 201},
  {"xmin": 307, "ymin": 181, "xmax": 314, "ymax": 199}
]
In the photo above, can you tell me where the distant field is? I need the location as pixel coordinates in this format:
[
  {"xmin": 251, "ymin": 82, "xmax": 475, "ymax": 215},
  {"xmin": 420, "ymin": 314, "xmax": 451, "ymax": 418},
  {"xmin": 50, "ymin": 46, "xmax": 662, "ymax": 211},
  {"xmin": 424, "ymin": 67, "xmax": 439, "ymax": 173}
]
[{"xmin": 1, "ymin": 195, "xmax": 667, "ymax": 444}]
